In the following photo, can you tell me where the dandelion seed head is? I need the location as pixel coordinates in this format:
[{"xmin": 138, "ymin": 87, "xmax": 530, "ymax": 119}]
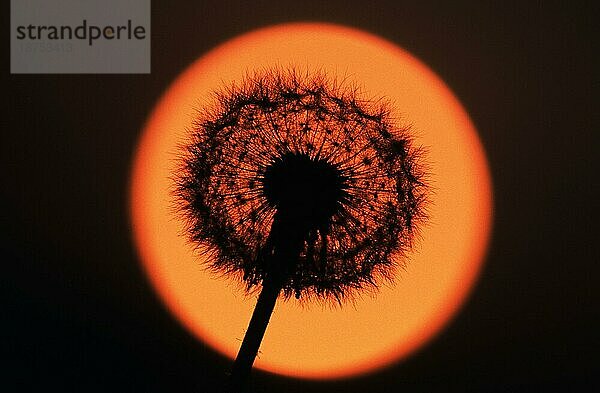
[{"xmin": 176, "ymin": 68, "xmax": 428, "ymax": 303}]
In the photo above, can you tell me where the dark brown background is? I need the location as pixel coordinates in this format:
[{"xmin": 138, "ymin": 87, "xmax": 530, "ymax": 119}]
[{"xmin": 3, "ymin": 1, "xmax": 597, "ymax": 392}]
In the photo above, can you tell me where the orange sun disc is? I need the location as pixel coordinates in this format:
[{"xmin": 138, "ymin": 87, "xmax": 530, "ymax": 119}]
[{"xmin": 129, "ymin": 22, "xmax": 493, "ymax": 380}]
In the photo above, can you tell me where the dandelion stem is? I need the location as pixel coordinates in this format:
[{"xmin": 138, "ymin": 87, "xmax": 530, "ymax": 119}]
[{"xmin": 229, "ymin": 275, "xmax": 282, "ymax": 392}]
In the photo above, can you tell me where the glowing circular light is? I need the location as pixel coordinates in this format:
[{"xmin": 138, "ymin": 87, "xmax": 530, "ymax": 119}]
[{"xmin": 130, "ymin": 23, "xmax": 493, "ymax": 380}]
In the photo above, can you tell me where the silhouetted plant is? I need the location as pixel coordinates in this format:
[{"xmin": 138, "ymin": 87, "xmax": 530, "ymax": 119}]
[{"xmin": 175, "ymin": 68, "xmax": 428, "ymax": 392}]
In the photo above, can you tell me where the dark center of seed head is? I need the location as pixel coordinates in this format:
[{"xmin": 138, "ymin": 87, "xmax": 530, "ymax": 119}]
[{"xmin": 261, "ymin": 152, "xmax": 348, "ymax": 232}]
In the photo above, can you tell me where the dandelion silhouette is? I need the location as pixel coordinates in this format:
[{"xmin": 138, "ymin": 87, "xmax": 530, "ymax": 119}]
[{"xmin": 175, "ymin": 68, "xmax": 427, "ymax": 391}]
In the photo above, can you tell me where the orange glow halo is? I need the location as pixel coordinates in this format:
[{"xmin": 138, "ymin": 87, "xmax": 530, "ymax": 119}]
[{"xmin": 130, "ymin": 22, "xmax": 493, "ymax": 380}]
